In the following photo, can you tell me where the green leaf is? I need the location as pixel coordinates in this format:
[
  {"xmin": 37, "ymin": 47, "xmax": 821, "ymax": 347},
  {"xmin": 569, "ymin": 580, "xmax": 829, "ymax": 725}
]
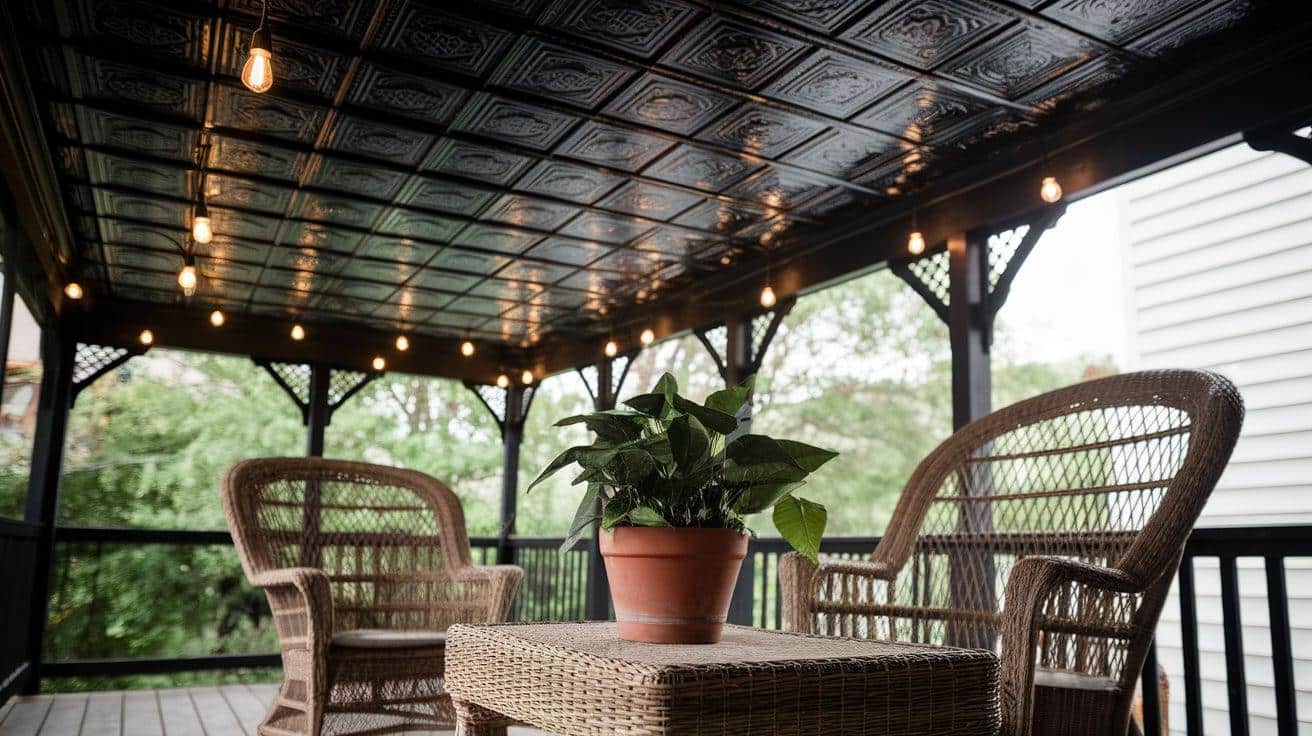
[
  {"xmin": 623, "ymin": 393, "xmax": 668, "ymax": 418},
  {"xmin": 559, "ymin": 485, "xmax": 600, "ymax": 553},
  {"xmin": 705, "ymin": 375, "xmax": 755, "ymax": 416},
  {"xmin": 732, "ymin": 481, "xmax": 805, "ymax": 515},
  {"xmin": 527, "ymin": 446, "xmax": 582, "ymax": 493},
  {"xmin": 667, "ymin": 413, "xmax": 710, "ymax": 476},
  {"xmin": 726, "ymin": 434, "xmax": 801, "ymax": 468},
  {"xmin": 555, "ymin": 411, "xmax": 645, "ymax": 443},
  {"xmin": 609, "ymin": 448, "xmax": 657, "ymax": 486},
  {"xmin": 776, "ymin": 439, "xmax": 839, "ymax": 473},
  {"xmin": 672, "ymin": 396, "xmax": 738, "ymax": 434},
  {"xmin": 601, "ymin": 495, "xmax": 636, "ymax": 528},
  {"xmin": 628, "ymin": 506, "xmax": 670, "ymax": 527},
  {"xmin": 772, "ymin": 495, "xmax": 827, "ymax": 563},
  {"xmin": 723, "ymin": 461, "xmax": 808, "ymax": 486},
  {"xmin": 653, "ymin": 372, "xmax": 678, "ymax": 398}
]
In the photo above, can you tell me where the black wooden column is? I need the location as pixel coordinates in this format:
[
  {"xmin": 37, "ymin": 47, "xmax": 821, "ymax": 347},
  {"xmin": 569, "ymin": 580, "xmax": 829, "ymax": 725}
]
[
  {"xmin": 305, "ymin": 363, "xmax": 330, "ymax": 457},
  {"xmin": 584, "ymin": 358, "xmax": 615, "ymax": 621},
  {"xmin": 497, "ymin": 386, "xmax": 526, "ymax": 566},
  {"xmin": 22, "ymin": 330, "xmax": 74, "ymax": 694}
]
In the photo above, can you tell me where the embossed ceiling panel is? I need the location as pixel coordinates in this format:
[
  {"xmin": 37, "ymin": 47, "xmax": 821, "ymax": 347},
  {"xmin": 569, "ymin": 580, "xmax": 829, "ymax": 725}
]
[{"xmin": 23, "ymin": 0, "xmax": 1274, "ymax": 349}]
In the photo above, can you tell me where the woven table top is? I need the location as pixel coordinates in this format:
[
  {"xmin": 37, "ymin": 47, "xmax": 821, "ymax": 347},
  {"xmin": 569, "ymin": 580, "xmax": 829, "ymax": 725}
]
[{"xmin": 445, "ymin": 622, "xmax": 999, "ymax": 736}]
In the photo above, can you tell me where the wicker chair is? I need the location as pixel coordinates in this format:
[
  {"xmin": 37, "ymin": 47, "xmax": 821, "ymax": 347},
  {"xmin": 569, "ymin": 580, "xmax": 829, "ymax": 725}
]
[
  {"xmin": 222, "ymin": 458, "xmax": 523, "ymax": 736},
  {"xmin": 780, "ymin": 370, "xmax": 1243, "ymax": 736}
]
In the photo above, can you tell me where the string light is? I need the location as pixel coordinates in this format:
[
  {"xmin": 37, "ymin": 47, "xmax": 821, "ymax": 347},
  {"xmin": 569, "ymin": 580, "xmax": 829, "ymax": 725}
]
[
  {"xmin": 139, "ymin": 329, "xmax": 154, "ymax": 346},
  {"xmin": 64, "ymin": 282, "xmax": 83, "ymax": 300},
  {"xmin": 372, "ymin": 356, "xmax": 386, "ymax": 371},
  {"xmin": 907, "ymin": 230, "xmax": 925, "ymax": 255},
  {"xmin": 759, "ymin": 284, "xmax": 777, "ymax": 309},
  {"xmin": 640, "ymin": 328, "xmax": 655, "ymax": 346},
  {"xmin": 496, "ymin": 374, "xmax": 510, "ymax": 389},
  {"xmin": 460, "ymin": 339, "xmax": 475, "ymax": 357},
  {"xmin": 521, "ymin": 370, "xmax": 534, "ymax": 385},
  {"xmin": 395, "ymin": 335, "xmax": 410, "ymax": 351},
  {"xmin": 1040, "ymin": 176, "xmax": 1063, "ymax": 204},
  {"xmin": 604, "ymin": 339, "xmax": 618, "ymax": 358},
  {"xmin": 290, "ymin": 324, "xmax": 305, "ymax": 341},
  {"xmin": 191, "ymin": 200, "xmax": 212, "ymax": 244},
  {"xmin": 241, "ymin": 1, "xmax": 274, "ymax": 93},
  {"xmin": 209, "ymin": 310, "xmax": 225, "ymax": 327},
  {"xmin": 177, "ymin": 257, "xmax": 198, "ymax": 297}
]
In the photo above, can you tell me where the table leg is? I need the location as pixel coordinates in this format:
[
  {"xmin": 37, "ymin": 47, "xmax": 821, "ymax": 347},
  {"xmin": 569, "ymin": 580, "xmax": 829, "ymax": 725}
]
[{"xmin": 453, "ymin": 697, "xmax": 510, "ymax": 736}]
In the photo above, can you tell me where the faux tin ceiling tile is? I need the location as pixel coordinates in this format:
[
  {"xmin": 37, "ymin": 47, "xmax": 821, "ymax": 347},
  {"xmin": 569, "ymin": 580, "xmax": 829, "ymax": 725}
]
[
  {"xmin": 204, "ymin": 174, "xmax": 294, "ymax": 214},
  {"xmin": 524, "ymin": 237, "xmax": 613, "ymax": 266},
  {"xmin": 841, "ymin": 0, "xmax": 1018, "ymax": 71},
  {"xmin": 355, "ymin": 236, "xmax": 441, "ymax": 265},
  {"xmin": 375, "ymin": 2, "xmax": 515, "ymax": 77},
  {"xmin": 67, "ymin": 0, "xmax": 211, "ymax": 65},
  {"xmin": 941, "ymin": 22, "xmax": 1101, "ymax": 99},
  {"xmin": 495, "ymin": 38, "xmax": 636, "ymax": 110},
  {"xmin": 514, "ymin": 160, "xmax": 624, "ymax": 204},
  {"xmin": 453, "ymin": 224, "xmax": 544, "ymax": 254},
  {"xmin": 1044, "ymin": 0, "xmax": 1208, "ymax": 45},
  {"xmin": 280, "ymin": 221, "xmax": 363, "ymax": 252},
  {"xmin": 295, "ymin": 193, "xmax": 383, "ymax": 228},
  {"xmin": 391, "ymin": 286, "xmax": 453, "ymax": 310},
  {"xmin": 763, "ymin": 50, "xmax": 908, "ymax": 120},
  {"xmin": 399, "ymin": 178, "xmax": 498, "ymax": 216},
  {"xmin": 673, "ymin": 199, "xmax": 771, "ymax": 234},
  {"xmin": 783, "ymin": 127, "xmax": 905, "ymax": 178},
  {"xmin": 100, "ymin": 220, "xmax": 187, "ymax": 253},
  {"xmin": 596, "ymin": 181, "xmax": 703, "ymax": 221},
  {"xmin": 644, "ymin": 145, "xmax": 760, "ymax": 192},
  {"xmin": 93, "ymin": 189, "xmax": 185, "ymax": 227},
  {"xmin": 374, "ymin": 209, "xmax": 463, "ymax": 241},
  {"xmin": 604, "ymin": 73, "xmax": 739, "ymax": 136},
  {"xmin": 481, "ymin": 194, "xmax": 581, "ymax": 230},
  {"xmin": 468, "ymin": 278, "xmax": 545, "ymax": 302},
  {"xmin": 75, "ymin": 56, "xmax": 205, "ymax": 119},
  {"xmin": 266, "ymin": 246, "xmax": 350, "ymax": 275},
  {"xmin": 324, "ymin": 114, "xmax": 435, "ymax": 166},
  {"xmin": 494, "ymin": 260, "xmax": 576, "ymax": 284},
  {"xmin": 204, "ymin": 234, "xmax": 270, "ymax": 264},
  {"xmin": 348, "ymin": 62, "xmax": 467, "ymax": 124},
  {"xmin": 208, "ymin": 135, "xmax": 309, "ymax": 181},
  {"xmin": 229, "ymin": 0, "xmax": 375, "ymax": 38},
  {"xmin": 308, "ymin": 157, "xmax": 408, "ymax": 200},
  {"xmin": 454, "ymin": 94, "xmax": 581, "ymax": 150},
  {"xmin": 698, "ymin": 104, "xmax": 829, "ymax": 159},
  {"xmin": 76, "ymin": 107, "xmax": 196, "ymax": 161},
  {"xmin": 736, "ymin": 0, "xmax": 878, "ymax": 33},
  {"xmin": 663, "ymin": 16, "xmax": 811, "ymax": 90},
  {"xmin": 727, "ymin": 166, "xmax": 831, "ymax": 210},
  {"xmin": 449, "ymin": 295, "xmax": 516, "ymax": 317},
  {"xmin": 552, "ymin": 0, "xmax": 700, "ymax": 59},
  {"xmin": 851, "ymin": 82, "xmax": 992, "ymax": 143},
  {"xmin": 212, "ymin": 85, "xmax": 327, "ymax": 144},
  {"xmin": 86, "ymin": 153, "xmax": 188, "ymax": 197},
  {"xmin": 558, "ymin": 211, "xmax": 655, "ymax": 244},
  {"xmin": 1126, "ymin": 1, "xmax": 1253, "ymax": 57},
  {"xmin": 339, "ymin": 257, "xmax": 419, "ymax": 284},
  {"xmin": 426, "ymin": 140, "xmax": 535, "ymax": 186},
  {"xmin": 429, "ymin": 247, "xmax": 512, "ymax": 276},
  {"xmin": 555, "ymin": 121, "xmax": 674, "ymax": 172},
  {"xmin": 409, "ymin": 268, "xmax": 484, "ymax": 293}
]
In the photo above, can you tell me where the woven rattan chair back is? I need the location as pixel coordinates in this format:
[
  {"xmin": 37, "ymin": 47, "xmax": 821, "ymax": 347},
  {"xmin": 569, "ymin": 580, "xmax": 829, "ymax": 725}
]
[{"xmin": 224, "ymin": 457, "xmax": 476, "ymax": 633}]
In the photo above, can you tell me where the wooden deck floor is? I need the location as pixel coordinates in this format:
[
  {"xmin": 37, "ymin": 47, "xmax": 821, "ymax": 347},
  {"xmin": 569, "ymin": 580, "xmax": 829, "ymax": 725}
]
[{"xmin": 0, "ymin": 686, "xmax": 547, "ymax": 735}]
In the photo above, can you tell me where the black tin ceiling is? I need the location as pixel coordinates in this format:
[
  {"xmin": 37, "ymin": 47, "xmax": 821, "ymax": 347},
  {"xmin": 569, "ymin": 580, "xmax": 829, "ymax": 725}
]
[{"xmin": 16, "ymin": 0, "xmax": 1275, "ymax": 349}]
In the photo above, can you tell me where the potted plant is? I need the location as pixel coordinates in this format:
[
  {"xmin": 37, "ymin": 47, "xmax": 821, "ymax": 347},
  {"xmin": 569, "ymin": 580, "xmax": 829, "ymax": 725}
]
[{"xmin": 530, "ymin": 373, "xmax": 836, "ymax": 644}]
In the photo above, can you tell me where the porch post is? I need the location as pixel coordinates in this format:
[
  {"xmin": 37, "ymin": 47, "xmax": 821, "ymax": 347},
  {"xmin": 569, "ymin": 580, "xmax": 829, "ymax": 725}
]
[
  {"xmin": 947, "ymin": 230, "xmax": 995, "ymax": 648},
  {"xmin": 497, "ymin": 386, "xmax": 525, "ymax": 566},
  {"xmin": 305, "ymin": 363, "xmax": 330, "ymax": 457},
  {"xmin": 22, "ymin": 329, "xmax": 74, "ymax": 694},
  {"xmin": 723, "ymin": 314, "xmax": 755, "ymax": 437},
  {"xmin": 584, "ymin": 359, "xmax": 615, "ymax": 621}
]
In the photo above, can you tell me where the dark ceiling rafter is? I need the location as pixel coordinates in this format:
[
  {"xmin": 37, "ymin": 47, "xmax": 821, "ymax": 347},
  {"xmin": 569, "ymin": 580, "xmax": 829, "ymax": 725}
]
[{"xmin": 5, "ymin": 0, "xmax": 1312, "ymax": 384}]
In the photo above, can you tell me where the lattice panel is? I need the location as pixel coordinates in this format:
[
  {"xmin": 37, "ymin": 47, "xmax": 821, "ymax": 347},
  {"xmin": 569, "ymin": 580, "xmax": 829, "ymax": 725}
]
[
  {"xmin": 987, "ymin": 225, "xmax": 1030, "ymax": 292},
  {"xmin": 577, "ymin": 364, "xmax": 599, "ymax": 404},
  {"xmin": 329, "ymin": 369, "xmax": 372, "ymax": 407},
  {"xmin": 72, "ymin": 343, "xmax": 132, "ymax": 385},
  {"xmin": 473, "ymin": 385, "xmax": 507, "ymax": 426},
  {"xmin": 517, "ymin": 386, "xmax": 536, "ymax": 426},
  {"xmin": 266, "ymin": 362, "xmax": 312, "ymax": 406},
  {"xmin": 907, "ymin": 250, "xmax": 951, "ymax": 308},
  {"xmin": 750, "ymin": 311, "xmax": 776, "ymax": 362},
  {"xmin": 609, "ymin": 355, "xmax": 631, "ymax": 398},
  {"xmin": 701, "ymin": 325, "xmax": 727, "ymax": 363}
]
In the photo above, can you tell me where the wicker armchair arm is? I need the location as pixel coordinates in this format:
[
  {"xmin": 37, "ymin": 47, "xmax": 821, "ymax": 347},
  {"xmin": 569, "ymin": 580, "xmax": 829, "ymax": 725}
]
[
  {"xmin": 451, "ymin": 564, "xmax": 524, "ymax": 623},
  {"xmin": 999, "ymin": 556, "xmax": 1145, "ymax": 736},
  {"xmin": 249, "ymin": 567, "xmax": 334, "ymax": 663},
  {"xmin": 778, "ymin": 552, "xmax": 896, "ymax": 633}
]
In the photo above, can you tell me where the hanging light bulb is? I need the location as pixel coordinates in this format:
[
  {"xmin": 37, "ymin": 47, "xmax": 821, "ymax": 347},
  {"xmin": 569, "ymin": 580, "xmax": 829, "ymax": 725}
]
[
  {"xmin": 191, "ymin": 200, "xmax": 213, "ymax": 244},
  {"xmin": 64, "ymin": 282, "xmax": 84, "ymax": 300},
  {"xmin": 372, "ymin": 356, "xmax": 386, "ymax": 371},
  {"xmin": 177, "ymin": 258, "xmax": 198, "ymax": 297},
  {"xmin": 521, "ymin": 369, "xmax": 535, "ymax": 385},
  {"xmin": 241, "ymin": 4, "xmax": 274, "ymax": 94},
  {"xmin": 604, "ymin": 339, "xmax": 618, "ymax": 358},
  {"xmin": 209, "ymin": 310, "xmax": 225, "ymax": 327},
  {"xmin": 496, "ymin": 374, "xmax": 510, "ymax": 389},
  {"xmin": 395, "ymin": 335, "xmax": 410, "ymax": 352},
  {"xmin": 640, "ymin": 328, "xmax": 655, "ymax": 346},
  {"xmin": 290, "ymin": 323, "xmax": 305, "ymax": 341},
  {"xmin": 460, "ymin": 339, "xmax": 475, "ymax": 357},
  {"xmin": 1040, "ymin": 176, "xmax": 1063, "ymax": 204},
  {"xmin": 139, "ymin": 329, "xmax": 154, "ymax": 346},
  {"xmin": 760, "ymin": 284, "xmax": 777, "ymax": 309},
  {"xmin": 907, "ymin": 231, "xmax": 926, "ymax": 255}
]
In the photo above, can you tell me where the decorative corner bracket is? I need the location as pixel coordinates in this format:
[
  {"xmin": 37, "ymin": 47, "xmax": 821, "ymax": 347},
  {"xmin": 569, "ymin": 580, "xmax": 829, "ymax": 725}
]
[{"xmin": 71, "ymin": 342, "xmax": 145, "ymax": 402}]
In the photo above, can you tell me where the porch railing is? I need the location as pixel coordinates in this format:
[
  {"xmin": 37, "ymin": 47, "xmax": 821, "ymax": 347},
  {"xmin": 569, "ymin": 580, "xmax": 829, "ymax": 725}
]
[{"xmin": 18, "ymin": 524, "xmax": 1311, "ymax": 736}]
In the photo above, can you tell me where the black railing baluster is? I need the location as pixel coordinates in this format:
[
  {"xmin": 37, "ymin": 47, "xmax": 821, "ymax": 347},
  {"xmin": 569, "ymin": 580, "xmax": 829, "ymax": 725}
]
[
  {"xmin": 1265, "ymin": 555, "xmax": 1297, "ymax": 735},
  {"xmin": 1178, "ymin": 557, "xmax": 1204, "ymax": 736},
  {"xmin": 1219, "ymin": 556, "xmax": 1249, "ymax": 736},
  {"xmin": 1140, "ymin": 639, "xmax": 1162, "ymax": 736}
]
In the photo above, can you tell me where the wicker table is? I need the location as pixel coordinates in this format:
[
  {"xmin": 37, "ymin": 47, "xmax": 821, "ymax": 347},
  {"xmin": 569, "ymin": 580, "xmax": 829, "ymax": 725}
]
[{"xmin": 445, "ymin": 622, "xmax": 998, "ymax": 736}]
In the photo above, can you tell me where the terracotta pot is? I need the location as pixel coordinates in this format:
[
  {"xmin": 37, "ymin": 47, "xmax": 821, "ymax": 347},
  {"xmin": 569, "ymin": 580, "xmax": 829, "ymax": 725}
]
[{"xmin": 600, "ymin": 526, "xmax": 748, "ymax": 644}]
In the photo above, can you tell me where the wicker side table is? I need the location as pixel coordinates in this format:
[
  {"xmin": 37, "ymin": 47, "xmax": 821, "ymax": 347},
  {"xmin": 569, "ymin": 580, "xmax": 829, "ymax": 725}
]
[{"xmin": 445, "ymin": 622, "xmax": 999, "ymax": 736}]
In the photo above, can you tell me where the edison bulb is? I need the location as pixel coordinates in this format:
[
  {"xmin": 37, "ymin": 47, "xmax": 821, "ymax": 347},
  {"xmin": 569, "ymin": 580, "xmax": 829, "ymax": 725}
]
[
  {"xmin": 760, "ymin": 285, "xmax": 777, "ymax": 308},
  {"xmin": 496, "ymin": 374, "xmax": 510, "ymax": 389},
  {"xmin": 1040, "ymin": 176, "xmax": 1063, "ymax": 204},
  {"xmin": 290, "ymin": 324, "xmax": 305, "ymax": 341},
  {"xmin": 460, "ymin": 340, "xmax": 475, "ymax": 357},
  {"xmin": 395, "ymin": 335, "xmax": 410, "ymax": 351},
  {"xmin": 177, "ymin": 264, "xmax": 198, "ymax": 296},
  {"xmin": 604, "ymin": 339, "xmax": 618, "ymax": 358},
  {"xmin": 191, "ymin": 213, "xmax": 212, "ymax": 245},
  {"xmin": 64, "ymin": 282, "xmax": 84, "ymax": 300},
  {"xmin": 907, "ymin": 231, "xmax": 926, "ymax": 255},
  {"xmin": 372, "ymin": 356, "xmax": 386, "ymax": 371},
  {"xmin": 521, "ymin": 370, "xmax": 534, "ymax": 385},
  {"xmin": 640, "ymin": 328, "xmax": 655, "ymax": 346},
  {"xmin": 209, "ymin": 310, "xmax": 225, "ymax": 327},
  {"xmin": 241, "ymin": 28, "xmax": 274, "ymax": 93},
  {"xmin": 139, "ymin": 329, "xmax": 154, "ymax": 346}
]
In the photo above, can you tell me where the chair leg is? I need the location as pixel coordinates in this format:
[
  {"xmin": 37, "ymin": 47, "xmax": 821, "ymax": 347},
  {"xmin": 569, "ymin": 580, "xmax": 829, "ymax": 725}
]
[{"xmin": 453, "ymin": 698, "xmax": 509, "ymax": 736}]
